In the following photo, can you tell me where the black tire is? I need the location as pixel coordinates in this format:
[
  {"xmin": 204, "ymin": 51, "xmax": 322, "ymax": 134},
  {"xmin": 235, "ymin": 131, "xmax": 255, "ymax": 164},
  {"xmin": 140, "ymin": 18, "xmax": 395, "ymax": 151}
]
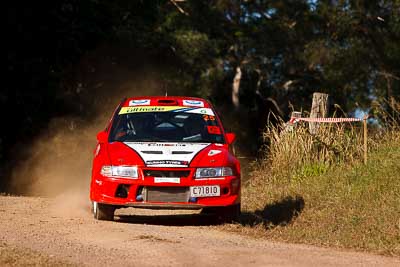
[
  {"xmin": 93, "ymin": 201, "xmax": 115, "ymax": 221},
  {"xmin": 202, "ymin": 204, "xmax": 241, "ymax": 223}
]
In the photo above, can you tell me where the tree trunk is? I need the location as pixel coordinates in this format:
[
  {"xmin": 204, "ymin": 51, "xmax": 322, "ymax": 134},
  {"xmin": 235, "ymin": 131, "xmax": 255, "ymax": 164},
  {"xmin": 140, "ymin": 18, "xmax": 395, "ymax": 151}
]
[
  {"xmin": 232, "ymin": 66, "xmax": 241, "ymax": 109},
  {"xmin": 385, "ymin": 74, "xmax": 396, "ymax": 119},
  {"xmin": 309, "ymin": 92, "xmax": 329, "ymax": 134}
]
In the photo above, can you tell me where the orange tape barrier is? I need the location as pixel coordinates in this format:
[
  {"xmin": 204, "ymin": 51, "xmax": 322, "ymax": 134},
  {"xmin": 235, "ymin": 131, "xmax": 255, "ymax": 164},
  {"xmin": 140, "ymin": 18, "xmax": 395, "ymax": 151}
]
[{"xmin": 289, "ymin": 117, "xmax": 363, "ymax": 124}]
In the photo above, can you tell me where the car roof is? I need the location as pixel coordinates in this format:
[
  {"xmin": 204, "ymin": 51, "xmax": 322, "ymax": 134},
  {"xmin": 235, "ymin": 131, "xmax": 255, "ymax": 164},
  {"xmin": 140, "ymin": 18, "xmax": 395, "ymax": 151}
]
[{"xmin": 122, "ymin": 96, "xmax": 212, "ymax": 108}]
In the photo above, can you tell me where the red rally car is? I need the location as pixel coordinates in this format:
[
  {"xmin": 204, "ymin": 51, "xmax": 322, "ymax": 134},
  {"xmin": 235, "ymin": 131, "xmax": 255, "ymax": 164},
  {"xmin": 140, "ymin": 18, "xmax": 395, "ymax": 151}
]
[{"xmin": 90, "ymin": 96, "xmax": 241, "ymax": 222}]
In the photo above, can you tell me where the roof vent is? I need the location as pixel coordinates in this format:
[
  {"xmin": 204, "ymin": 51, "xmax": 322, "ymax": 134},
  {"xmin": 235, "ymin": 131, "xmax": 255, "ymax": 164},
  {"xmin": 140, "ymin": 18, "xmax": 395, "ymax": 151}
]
[{"xmin": 157, "ymin": 99, "xmax": 177, "ymax": 105}]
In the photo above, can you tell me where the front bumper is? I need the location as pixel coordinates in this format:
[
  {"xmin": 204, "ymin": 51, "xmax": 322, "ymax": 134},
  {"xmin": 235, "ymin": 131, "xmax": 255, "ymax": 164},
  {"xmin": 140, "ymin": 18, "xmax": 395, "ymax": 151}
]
[{"xmin": 90, "ymin": 168, "xmax": 240, "ymax": 209}]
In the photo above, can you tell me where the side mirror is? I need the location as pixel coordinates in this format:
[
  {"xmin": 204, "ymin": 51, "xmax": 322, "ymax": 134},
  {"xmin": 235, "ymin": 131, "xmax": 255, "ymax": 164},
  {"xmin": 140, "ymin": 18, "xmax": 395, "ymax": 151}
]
[
  {"xmin": 96, "ymin": 131, "xmax": 108, "ymax": 143},
  {"xmin": 225, "ymin": 132, "xmax": 236, "ymax": 145}
]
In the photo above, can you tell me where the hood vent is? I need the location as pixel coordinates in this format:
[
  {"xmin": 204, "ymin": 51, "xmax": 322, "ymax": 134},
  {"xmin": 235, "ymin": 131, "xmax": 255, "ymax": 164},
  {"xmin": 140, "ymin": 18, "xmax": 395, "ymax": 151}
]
[
  {"xmin": 171, "ymin": 151, "xmax": 193, "ymax": 154},
  {"xmin": 141, "ymin": 151, "xmax": 163, "ymax": 154},
  {"xmin": 157, "ymin": 99, "xmax": 177, "ymax": 105}
]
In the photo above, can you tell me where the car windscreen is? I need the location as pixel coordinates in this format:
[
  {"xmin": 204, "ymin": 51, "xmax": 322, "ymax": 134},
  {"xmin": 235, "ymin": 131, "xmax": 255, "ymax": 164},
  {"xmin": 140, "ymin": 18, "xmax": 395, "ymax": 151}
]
[{"xmin": 109, "ymin": 111, "xmax": 225, "ymax": 143}]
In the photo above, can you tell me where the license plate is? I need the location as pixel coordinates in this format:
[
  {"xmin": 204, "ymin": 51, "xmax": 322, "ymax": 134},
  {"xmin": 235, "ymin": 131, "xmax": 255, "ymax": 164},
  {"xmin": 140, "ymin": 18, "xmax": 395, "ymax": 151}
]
[{"xmin": 190, "ymin": 185, "xmax": 220, "ymax": 197}]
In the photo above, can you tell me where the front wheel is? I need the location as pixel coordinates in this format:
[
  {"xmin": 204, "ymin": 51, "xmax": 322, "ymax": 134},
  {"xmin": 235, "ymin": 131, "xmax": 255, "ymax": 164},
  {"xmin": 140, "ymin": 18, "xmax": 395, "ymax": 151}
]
[{"xmin": 93, "ymin": 201, "xmax": 115, "ymax": 221}]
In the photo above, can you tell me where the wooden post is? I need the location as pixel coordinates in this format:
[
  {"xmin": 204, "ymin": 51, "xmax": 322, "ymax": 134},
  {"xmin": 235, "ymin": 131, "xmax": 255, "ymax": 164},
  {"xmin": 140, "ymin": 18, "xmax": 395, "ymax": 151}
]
[
  {"xmin": 309, "ymin": 92, "xmax": 329, "ymax": 134},
  {"xmin": 363, "ymin": 116, "xmax": 368, "ymax": 164}
]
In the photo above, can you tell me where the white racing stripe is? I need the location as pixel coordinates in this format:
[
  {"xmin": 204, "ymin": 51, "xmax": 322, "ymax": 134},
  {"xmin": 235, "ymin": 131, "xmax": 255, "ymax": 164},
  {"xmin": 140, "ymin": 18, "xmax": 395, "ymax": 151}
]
[{"xmin": 124, "ymin": 142, "xmax": 210, "ymax": 167}]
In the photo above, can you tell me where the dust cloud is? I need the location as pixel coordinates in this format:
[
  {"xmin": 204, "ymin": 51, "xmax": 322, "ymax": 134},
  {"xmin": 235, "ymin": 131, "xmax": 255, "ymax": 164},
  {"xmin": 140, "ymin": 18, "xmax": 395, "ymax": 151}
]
[{"xmin": 8, "ymin": 47, "xmax": 174, "ymax": 216}]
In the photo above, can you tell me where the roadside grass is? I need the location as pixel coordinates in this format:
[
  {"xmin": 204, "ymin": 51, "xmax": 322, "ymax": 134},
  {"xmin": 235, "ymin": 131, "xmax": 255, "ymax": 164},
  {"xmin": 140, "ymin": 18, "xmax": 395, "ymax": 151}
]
[{"xmin": 226, "ymin": 105, "xmax": 400, "ymax": 256}]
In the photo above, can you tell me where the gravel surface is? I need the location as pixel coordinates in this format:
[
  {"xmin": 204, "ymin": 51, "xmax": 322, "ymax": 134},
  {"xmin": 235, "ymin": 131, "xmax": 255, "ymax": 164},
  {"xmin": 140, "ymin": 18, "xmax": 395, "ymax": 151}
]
[{"xmin": 0, "ymin": 195, "xmax": 399, "ymax": 267}]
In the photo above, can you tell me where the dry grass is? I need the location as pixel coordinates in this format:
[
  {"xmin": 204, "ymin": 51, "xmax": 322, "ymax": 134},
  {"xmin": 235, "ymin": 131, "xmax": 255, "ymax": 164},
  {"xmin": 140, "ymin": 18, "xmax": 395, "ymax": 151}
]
[
  {"xmin": 230, "ymin": 101, "xmax": 400, "ymax": 256},
  {"xmin": 264, "ymin": 121, "xmax": 364, "ymax": 182}
]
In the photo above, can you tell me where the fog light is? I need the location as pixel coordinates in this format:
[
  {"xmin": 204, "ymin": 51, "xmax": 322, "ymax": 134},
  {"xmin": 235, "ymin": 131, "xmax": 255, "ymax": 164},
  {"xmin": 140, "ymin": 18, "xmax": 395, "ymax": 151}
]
[{"xmin": 222, "ymin": 187, "xmax": 229, "ymax": 195}]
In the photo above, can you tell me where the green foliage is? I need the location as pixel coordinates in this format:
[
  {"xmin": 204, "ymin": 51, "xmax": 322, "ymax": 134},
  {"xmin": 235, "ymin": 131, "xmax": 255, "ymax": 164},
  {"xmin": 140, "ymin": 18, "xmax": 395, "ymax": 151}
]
[
  {"xmin": 172, "ymin": 30, "xmax": 210, "ymax": 64},
  {"xmin": 292, "ymin": 162, "xmax": 329, "ymax": 182}
]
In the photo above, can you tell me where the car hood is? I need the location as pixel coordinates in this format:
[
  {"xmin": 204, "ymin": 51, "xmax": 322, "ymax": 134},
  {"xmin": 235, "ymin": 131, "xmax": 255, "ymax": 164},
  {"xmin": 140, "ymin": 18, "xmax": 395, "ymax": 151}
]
[
  {"xmin": 107, "ymin": 142, "xmax": 234, "ymax": 168},
  {"xmin": 123, "ymin": 142, "xmax": 210, "ymax": 168},
  {"xmin": 107, "ymin": 142, "xmax": 146, "ymax": 166}
]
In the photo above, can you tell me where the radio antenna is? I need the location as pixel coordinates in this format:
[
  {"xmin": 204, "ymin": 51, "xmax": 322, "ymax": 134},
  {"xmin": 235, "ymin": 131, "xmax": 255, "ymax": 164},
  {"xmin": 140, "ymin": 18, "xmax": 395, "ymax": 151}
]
[{"xmin": 161, "ymin": 82, "xmax": 168, "ymax": 97}]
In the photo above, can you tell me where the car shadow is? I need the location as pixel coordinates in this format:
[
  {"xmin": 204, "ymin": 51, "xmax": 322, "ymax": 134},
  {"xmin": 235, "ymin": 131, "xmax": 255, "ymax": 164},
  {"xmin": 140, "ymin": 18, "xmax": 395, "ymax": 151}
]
[
  {"xmin": 239, "ymin": 195, "xmax": 305, "ymax": 228},
  {"xmin": 112, "ymin": 195, "xmax": 304, "ymax": 227},
  {"xmin": 115, "ymin": 212, "xmax": 220, "ymax": 226}
]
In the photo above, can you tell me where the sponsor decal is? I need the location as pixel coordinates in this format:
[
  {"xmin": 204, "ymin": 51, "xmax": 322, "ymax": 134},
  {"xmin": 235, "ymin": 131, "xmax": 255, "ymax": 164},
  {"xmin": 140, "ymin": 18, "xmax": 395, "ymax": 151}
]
[
  {"xmin": 154, "ymin": 177, "xmax": 180, "ymax": 183},
  {"xmin": 129, "ymin": 99, "xmax": 151, "ymax": 106},
  {"xmin": 208, "ymin": 150, "xmax": 222, "ymax": 156},
  {"xmin": 202, "ymin": 115, "xmax": 216, "ymax": 121},
  {"xmin": 148, "ymin": 143, "xmax": 186, "ymax": 147},
  {"xmin": 146, "ymin": 160, "xmax": 189, "ymax": 166},
  {"xmin": 119, "ymin": 106, "xmax": 183, "ymax": 114},
  {"xmin": 183, "ymin": 99, "xmax": 204, "ymax": 107},
  {"xmin": 207, "ymin": 126, "xmax": 222, "ymax": 135},
  {"xmin": 185, "ymin": 108, "xmax": 214, "ymax": 115},
  {"xmin": 124, "ymin": 142, "xmax": 184, "ymax": 146},
  {"xmin": 95, "ymin": 144, "xmax": 101, "ymax": 157},
  {"xmin": 119, "ymin": 106, "xmax": 215, "ymax": 116}
]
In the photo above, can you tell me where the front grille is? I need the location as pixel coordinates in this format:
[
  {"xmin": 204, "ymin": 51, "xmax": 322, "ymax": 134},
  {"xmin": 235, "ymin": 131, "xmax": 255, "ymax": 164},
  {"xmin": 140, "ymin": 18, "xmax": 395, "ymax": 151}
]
[
  {"xmin": 145, "ymin": 187, "xmax": 189, "ymax": 203},
  {"xmin": 143, "ymin": 169, "xmax": 190, "ymax": 178}
]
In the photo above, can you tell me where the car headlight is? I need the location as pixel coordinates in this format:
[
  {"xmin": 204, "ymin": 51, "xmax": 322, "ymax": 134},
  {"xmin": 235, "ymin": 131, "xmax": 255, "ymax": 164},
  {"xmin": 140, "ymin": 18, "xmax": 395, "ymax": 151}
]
[
  {"xmin": 100, "ymin": 165, "xmax": 138, "ymax": 178},
  {"xmin": 195, "ymin": 167, "xmax": 233, "ymax": 178}
]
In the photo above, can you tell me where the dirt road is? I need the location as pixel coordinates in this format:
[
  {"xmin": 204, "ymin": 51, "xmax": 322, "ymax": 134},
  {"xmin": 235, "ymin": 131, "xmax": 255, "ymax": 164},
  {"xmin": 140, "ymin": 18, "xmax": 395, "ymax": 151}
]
[{"xmin": 0, "ymin": 195, "xmax": 398, "ymax": 267}]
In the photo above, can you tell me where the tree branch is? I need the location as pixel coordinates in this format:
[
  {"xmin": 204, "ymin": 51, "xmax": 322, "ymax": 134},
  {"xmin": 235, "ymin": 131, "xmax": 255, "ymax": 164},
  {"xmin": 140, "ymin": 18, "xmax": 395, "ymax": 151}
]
[{"xmin": 169, "ymin": 0, "xmax": 189, "ymax": 16}]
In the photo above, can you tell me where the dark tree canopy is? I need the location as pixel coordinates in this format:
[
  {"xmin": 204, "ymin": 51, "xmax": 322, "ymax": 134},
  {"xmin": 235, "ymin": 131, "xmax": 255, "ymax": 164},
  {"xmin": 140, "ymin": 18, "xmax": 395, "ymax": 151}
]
[{"xmin": 2, "ymin": 0, "xmax": 400, "ymax": 179}]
